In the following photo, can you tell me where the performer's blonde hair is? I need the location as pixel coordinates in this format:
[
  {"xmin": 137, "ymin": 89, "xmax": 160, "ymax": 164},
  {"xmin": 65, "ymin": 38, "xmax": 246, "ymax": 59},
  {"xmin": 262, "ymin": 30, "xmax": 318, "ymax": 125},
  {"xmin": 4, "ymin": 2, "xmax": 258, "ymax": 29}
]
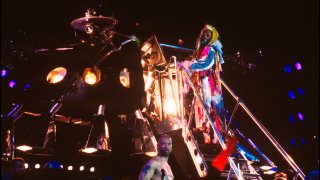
[
  {"xmin": 193, "ymin": 24, "xmax": 219, "ymax": 58},
  {"xmin": 203, "ymin": 24, "xmax": 219, "ymax": 44}
]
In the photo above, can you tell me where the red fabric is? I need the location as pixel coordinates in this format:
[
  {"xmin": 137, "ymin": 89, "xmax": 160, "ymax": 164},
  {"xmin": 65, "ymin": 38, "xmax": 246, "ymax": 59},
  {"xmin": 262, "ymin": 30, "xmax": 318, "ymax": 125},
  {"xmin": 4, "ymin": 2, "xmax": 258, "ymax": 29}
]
[
  {"xmin": 215, "ymin": 115, "xmax": 221, "ymax": 132},
  {"xmin": 211, "ymin": 136, "xmax": 238, "ymax": 171}
]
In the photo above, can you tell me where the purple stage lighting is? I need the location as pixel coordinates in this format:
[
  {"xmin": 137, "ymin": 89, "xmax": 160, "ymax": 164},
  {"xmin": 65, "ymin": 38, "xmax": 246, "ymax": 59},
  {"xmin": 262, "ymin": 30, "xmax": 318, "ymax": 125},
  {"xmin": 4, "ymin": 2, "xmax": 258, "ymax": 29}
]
[
  {"xmin": 9, "ymin": 80, "xmax": 16, "ymax": 88},
  {"xmin": 297, "ymin": 112, "xmax": 304, "ymax": 121},
  {"xmin": 288, "ymin": 91, "xmax": 295, "ymax": 99},
  {"xmin": 2, "ymin": 69, "xmax": 8, "ymax": 78},
  {"xmin": 294, "ymin": 62, "xmax": 302, "ymax": 70}
]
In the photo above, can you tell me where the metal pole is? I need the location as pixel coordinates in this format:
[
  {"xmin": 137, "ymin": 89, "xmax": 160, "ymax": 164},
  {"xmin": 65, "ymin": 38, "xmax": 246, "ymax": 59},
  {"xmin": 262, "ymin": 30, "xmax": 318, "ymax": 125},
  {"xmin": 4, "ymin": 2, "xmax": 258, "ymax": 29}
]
[{"xmin": 221, "ymin": 79, "xmax": 305, "ymax": 179}]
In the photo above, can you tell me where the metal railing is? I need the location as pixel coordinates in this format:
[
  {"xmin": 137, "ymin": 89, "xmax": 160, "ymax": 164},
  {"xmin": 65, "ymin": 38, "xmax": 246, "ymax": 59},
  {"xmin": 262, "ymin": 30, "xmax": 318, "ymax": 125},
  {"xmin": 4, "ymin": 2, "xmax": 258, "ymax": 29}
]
[
  {"xmin": 220, "ymin": 79, "xmax": 305, "ymax": 179},
  {"xmin": 179, "ymin": 68, "xmax": 244, "ymax": 179}
]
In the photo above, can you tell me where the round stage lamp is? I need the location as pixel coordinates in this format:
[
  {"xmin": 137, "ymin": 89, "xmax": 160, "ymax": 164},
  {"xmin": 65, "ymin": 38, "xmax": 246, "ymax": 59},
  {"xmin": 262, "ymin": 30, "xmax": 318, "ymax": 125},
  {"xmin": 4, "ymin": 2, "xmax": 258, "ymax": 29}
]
[
  {"xmin": 46, "ymin": 67, "xmax": 67, "ymax": 84},
  {"xmin": 83, "ymin": 67, "xmax": 101, "ymax": 85}
]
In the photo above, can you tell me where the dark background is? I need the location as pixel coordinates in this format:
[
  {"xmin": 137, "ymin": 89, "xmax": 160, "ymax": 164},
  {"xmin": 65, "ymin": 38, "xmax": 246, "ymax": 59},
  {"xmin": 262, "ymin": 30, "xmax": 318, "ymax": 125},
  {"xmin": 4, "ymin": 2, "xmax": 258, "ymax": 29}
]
[{"xmin": 1, "ymin": 0, "xmax": 319, "ymax": 177}]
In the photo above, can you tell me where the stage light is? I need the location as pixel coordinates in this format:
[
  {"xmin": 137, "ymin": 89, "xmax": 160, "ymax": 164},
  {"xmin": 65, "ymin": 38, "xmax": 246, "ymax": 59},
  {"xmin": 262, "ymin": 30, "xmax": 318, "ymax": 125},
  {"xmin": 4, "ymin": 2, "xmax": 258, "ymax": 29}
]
[
  {"xmin": 263, "ymin": 169, "xmax": 277, "ymax": 174},
  {"xmin": 24, "ymin": 163, "xmax": 29, "ymax": 169},
  {"xmin": 145, "ymin": 152, "xmax": 158, "ymax": 157},
  {"xmin": 294, "ymin": 62, "xmax": 302, "ymax": 70},
  {"xmin": 260, "ymin": 165, "xmax": 273, "ymax": 170},
  {"xmin": 288, "ymin": 91, "xmax": 295, "ymax": 99},
  {"xmin": 297, "ymin": 112, "xmax": 304, "ymax": 121},
  {"xmin": 288, "ymin": 115, "xmax": 294, "ymax": 123},
  {"xmin": 284, "ymin": 65, "xmax": 292, "ymax": 73},
  {"xmin": 297, "ymin": 88, "xmax": 304, "ymax": 95},
  {"xmin": 83, "ymin": 66, "xmax": 101, "ymax": 85},
  {"xmin": 164, "ymin": 98, "xmax": 177, "ymax": 116},
  {"xmin": 90, "ymin": 167, "xmax": 95, "ymax": 172},
  {"xmin": 2, "ymin": 69, "xmax": 8, "ymax": 78},
  {"xmin": 291, "ymin": 138, "xmax": 296, "ymax": 147},
  {"xmin": 67, "ymin": 166, "xmax": 73, "ymax": 171},
  {"xmin": 301, "ymin": 137, "xmax": 306, "ymax": 145},
  {"xmin": 24, "ymin": 83, "xmax": 31, "ymax": 91},
  {"xmin": 9, "ymin": 80, "xmax": 16, "ymax": 88},
  {"xmin": 79, "ymin": 166, "xmax": 85, "ymax": 171},
  {"xmin": 46, "ymin": 67, "xmax": 67, "ymax": 84},
  {"xmin": 80, "ymin": 147, "xmax": 98, "ymax": 154},
  {"xmin": 119, "ymin": 68, "xmax": 130, "ymax": 88},
  {"xmin": 35, "ymin": 164, "xmax": 40, "ymax": 169},
  {"xmin": 16, "ymin": 145, "xmax": 32, "ymax": 151}
]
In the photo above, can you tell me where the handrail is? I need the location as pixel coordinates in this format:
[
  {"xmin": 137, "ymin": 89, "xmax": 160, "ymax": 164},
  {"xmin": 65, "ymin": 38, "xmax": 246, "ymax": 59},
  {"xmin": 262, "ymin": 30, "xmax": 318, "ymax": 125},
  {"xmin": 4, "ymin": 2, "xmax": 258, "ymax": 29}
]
[
  {"xmin": 180, "ymin": 68, "xmax": 244, "ymax": 179},
  {"xmin": 220, "ymin": 79, "xmax": 305, "ymax": 179}
]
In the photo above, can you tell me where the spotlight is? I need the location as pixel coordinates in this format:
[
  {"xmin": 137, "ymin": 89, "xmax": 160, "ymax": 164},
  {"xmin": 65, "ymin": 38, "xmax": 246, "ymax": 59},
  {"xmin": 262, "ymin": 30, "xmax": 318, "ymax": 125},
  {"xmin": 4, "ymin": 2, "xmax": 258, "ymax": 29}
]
[
  {"xmin": 46, "ymin": 67, "xmax": 67, "ymax": 84},
  {"xmin": 288, "ymin": 115, "xmax": 294, "ymax": 123},
  {"xmin": 297, "ymin": 112, "xmax": 304, "ymax": 121},
  {"xmin": 145, "ymin": 152, "xmax": 158, "ymax": 157},
  {"xmin": 90, "ymin": 167, "xmax": 95, "ymax": 172},
  {"xmin": 79, "ymin": 166, "xmax": 85, "ymax": 171},
  {"xmin": 260, "ymin": 165, "xmax": 273, "ymax": 170},
  {"xmin": 80, "ymin": 147, "xmax": 98, "ymax": 154},
  {"xmin": 23, "ymin": 84, "xmax": 31, "ymax": 91},
  {"xmin": 83, "ymin": 66, "xmax": 101, "ymax": 85},
  {"xmin": 119, "ymin": 68, "xmax": 130, "ymax": 88},
  {"xmin": 35, "ymin": 164, "xmax": 40, "ymax": 169},
  {"xmin": 2, "ymin": 69, "xmax": 8, "ymax": 78},
  {"xmin": 9, "ymin": 80, "xmax": 16, "ymax": 88},
  {"xmin": 16, "ymin": 145, "xmax": 33, "ymax": 151},
  {"xmin": 67, "ymin": 166, "xmax": 73, "ymax": 171},
  {"xmin": 283, "ymin": 65, "xmax": 292, "ymax": 73},
  {"xmin": 263, "ymin": 169, "xmax": 277, "ymax": 174},
  {"xmin": 294, "ymin": 62, "xmax": 302, "ymax": 70},
  {"xmin": 24, "ymin": 163, "xmax": 29, "ymax": 169},
  {"xmin": 288, "ymin": 91, "xmax": 295, "ymax": 99},
  {"xmin": 85, "ymin": 24, "xmax": 94, "ymax": 35},
  {"xmin": 297, "ymin": 88, "xmax": 304, "ymax": 95}
]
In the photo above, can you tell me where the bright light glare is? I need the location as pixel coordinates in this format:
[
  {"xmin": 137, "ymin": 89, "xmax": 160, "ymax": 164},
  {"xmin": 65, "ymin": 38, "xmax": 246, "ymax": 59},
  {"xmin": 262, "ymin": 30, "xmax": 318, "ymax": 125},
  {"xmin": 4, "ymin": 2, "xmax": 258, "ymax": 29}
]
[
  {"xmin": 260, "ymin": 165, "xmax": 273, "ymax": 170},
  {"xmin": 264, "ymin": 170, "xmax": 277, "ymax": 174},
  {"xmin": 83, "ymin": 67, "xmax": 101, "ymax": 85},
  {"xmin": 79, "ymin": 166, "xmax": 85, "ymax": 171},
  {"xmin": 67, "ymin": 166, "xmax": 73, "ymax": 171},
  {"xmin": 84, "ymin": 72, "xmax": 97, "ymax": 85},
  {"xmin": 164, "ymin": 99, "xmax": 177, "ymax": 116},
  {"xmin": 16, "ymin": 145, "xmax": 33, "ymax": 151},
  {"xmin": 81, "ymin": 147, "xmax": 98, "ymax": 154},
  {"xmin": 46, "ymin": 67, "xmax": 67, "ymax": 84},
  {"xmin": 295, "ymin": 62, "xmax": 302, "ymax": 70}
]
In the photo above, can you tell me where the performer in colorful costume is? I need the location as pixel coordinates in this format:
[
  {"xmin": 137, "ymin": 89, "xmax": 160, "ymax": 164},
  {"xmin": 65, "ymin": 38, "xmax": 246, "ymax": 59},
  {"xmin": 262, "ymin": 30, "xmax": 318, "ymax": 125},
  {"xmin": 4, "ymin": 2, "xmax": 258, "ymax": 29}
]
[{"xmin": 179, "ymin": 24, "xmax": 227, "ymax": 143}]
